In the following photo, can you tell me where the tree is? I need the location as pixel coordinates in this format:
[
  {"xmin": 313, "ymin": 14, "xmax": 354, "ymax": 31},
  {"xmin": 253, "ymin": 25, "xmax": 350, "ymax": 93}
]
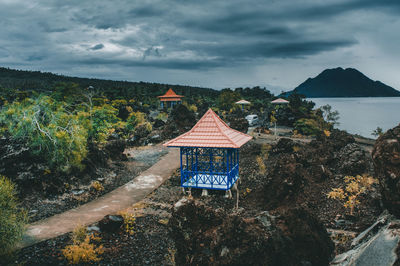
[
  {"xmin": 217, "ymin": 89, "xmax": 241, "ymax": 111},
  {"xmin": 320, "ymin": 104, "xmax": 340, "ymax": 126},
  {"xmin": 372, "ymin": 127, "xmax": 384, "ymax": 137}
]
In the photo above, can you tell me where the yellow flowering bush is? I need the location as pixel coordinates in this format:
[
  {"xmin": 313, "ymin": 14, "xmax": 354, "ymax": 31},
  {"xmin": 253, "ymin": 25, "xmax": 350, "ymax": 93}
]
[{"xmin": 327, "ymin": 174, "xmax": 377, "ymax": 215}]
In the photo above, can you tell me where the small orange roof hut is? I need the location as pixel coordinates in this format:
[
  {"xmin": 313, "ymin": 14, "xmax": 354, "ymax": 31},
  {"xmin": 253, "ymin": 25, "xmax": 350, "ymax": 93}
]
[
  {"xmin": 158, "ymin": 88, "xmax": 184, "ymax": 108},
  {"xmin": 165, "ymin": 109, "xmax": 252, "ymax": 190}
]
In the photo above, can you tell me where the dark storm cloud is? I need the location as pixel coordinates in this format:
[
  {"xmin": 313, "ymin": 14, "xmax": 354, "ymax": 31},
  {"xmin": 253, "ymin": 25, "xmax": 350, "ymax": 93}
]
[
  {"xmin": 27, "ymin": 54, "xmax": 46, "ymax": 61},
  {"xmin": 0, "ymin": 0, "xmax": 399, "ymax": 89},
  {"xmin": 180, "ymin": 40, "xmax": 356, "ymax": 61},
  {"xmin": 182, "ymin": 13, "xmax": 296, "ymax": 38},
  {"xmin": 71, "ymin": 3, "xmax": 166, "ymax": 30},
  {"xmin": 76, "ymin": 57, "xmax": 225, "ymax": 70},
  {"xmin": 89, "ymin": 44, "xmax": 104, "ymax": 51},
  {"xmin": 288, "ymin": 0, "xmax": 400, "ymax": 20},
  {"xmin": 38, "ymin": 22, "xmax": 68, "ymax": 33},
  {"xmin": 142, "ymin": 46, "xmax": 161, "ymax": 60}
]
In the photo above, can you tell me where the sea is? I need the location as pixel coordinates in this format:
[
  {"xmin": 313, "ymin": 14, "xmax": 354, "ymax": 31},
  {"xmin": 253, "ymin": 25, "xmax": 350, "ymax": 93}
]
[{"xmin": 310, "ymin": 97, "xmax": 400, "ymax": 139}]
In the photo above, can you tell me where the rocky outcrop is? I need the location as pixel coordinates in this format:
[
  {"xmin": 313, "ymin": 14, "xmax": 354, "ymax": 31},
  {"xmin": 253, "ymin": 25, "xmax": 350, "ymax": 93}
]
[
  {"xmin": 170, "ymin": 199, "xmax": 334, "ymax": 266},
  {"xmin": 152, "ymin": 119, "xmax": 165, "ymax": 129},
  {"xmin": 227, "ymin": 116, "xmax": 249, "ymax": 133},
  {"xmin": 0, "ymin": 137, "xmax": 45, "ymax": 188},
  {"xmin": 372, "ymin": 124, "xmax": 400, "ymax": 217},
  {"xmin": 335, "ymin": 143, "xmax": 370, "ymax": 175},
  {"xmin": 263, "ymin": 134, "xmax": 359, "ymax": 209},
  {"xmin": 105, "ymin": 139, "xmax": 128, "ymax": 161},
  {"xmin": 264, "ymin": 153, "xmax": 307, "ymax": 209},
  {"xmin": 260, "ymin": 131, "xmax": 375, "ymax": 218},
  {"xmin": 161, "ymin": 104, "xmax": 196, "ymax": 140},
  {"xmin": 315, "ymin": 129, "xmax": 355, "ymax": 152},
  {"xmin": 332, "ymin": 212, "xmax": 400, "ymax": 266},
  {"xmin": 98, "ymin": 215, "xmax": 124, "ymax": 233},
  {"xmin": 0, "ymin": 135, "xmax": 125, "ymax": 194}
]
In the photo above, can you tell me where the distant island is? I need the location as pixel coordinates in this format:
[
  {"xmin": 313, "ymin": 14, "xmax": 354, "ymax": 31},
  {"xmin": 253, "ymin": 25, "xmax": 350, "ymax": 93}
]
[{"xmin": 284, "ymin": 67, "xmax": 400, "ymax": 98}]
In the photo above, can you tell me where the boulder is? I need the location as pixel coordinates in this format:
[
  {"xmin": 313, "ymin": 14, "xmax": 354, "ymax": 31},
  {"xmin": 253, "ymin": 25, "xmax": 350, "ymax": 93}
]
[
  {"xmin": 264, "ymin": 153, "xmax": 307, "ymax": 209},
  {"xmin": 227, "ymin": 116, "xmax": 249, "ymax": 133},
  {"xmin": 104, "ymin": 139, "xmax": 127, "ymax": 161},
  {"xmin": 134, "ymin": 123, "xmax": 152, "ymax": 140},
  {"xmin": 84, "ymin": 141, "xmax": 109, "ymax": 168},
  {"xmin": 335, "ymin": 143, "xmax": 370, "ymax": 175},
  {"xmin": 306, "ymin": 130, "xmax": 354, "ymax": 167},
  {"xmin": 331, "ymin": 212, "xmax": 400, "ymax": 266},
  {"xmin": 170, "ymin": 199, "xmax": 334, "ymax": 266},
  {"xmin": 0, "ymin": 136, "xmax": 48, "ymax": 190},
  {"xmin": 153, "ymin": 119, "xmax": 165, "ymax": 129},
  {"xmin": 0, "ymin": 137, "xmax": 35, "ymax": 176},
  {"xmin": 372, "ymin": 124, "xmax": 400, "ymax": 217},
  {"xmin": 272, "ymin": 138, "xmax": 295, "ymax": 154},
  {"xmin": 315, "ymin": 129, "xmax": 355, "ymax": 151},
  {"xmin": 161, "ymin": 104, "xmax": 196, "ymax": 139},
  {"xmin": 98, "ymin": 215, "xmax": 124, "ymax": 233},
  {"xmin": 276, "ymin": 208, "xmax": 335, "ymax": 266},
  {"xmin": 308, "ymin": 164, "xmax": 332, "ymax": 182}
]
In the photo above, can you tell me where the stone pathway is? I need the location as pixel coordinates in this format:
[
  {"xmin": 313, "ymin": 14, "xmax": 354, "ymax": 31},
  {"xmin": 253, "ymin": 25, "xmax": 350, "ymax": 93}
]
[{"xmin": 18, "ymin": 148, "xmax": 180, "ymax": 249}]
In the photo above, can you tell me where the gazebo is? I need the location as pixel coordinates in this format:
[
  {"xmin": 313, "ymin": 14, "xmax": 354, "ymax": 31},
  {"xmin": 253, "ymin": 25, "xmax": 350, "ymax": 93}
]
[
  {"xmin": 235, "ymin": 99, "xmax": 251, "ymax": 110},
  {"xmin": 158, "ymin": 88, "xmax": 184, "ymax": 108},
  {"xmin": 164, "ymin": 109, "xmax": 252, "ymax": 192}
]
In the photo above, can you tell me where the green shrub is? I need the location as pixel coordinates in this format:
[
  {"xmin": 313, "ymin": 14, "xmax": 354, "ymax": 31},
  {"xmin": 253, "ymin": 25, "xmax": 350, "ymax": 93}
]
[
  {"xmin": 0, "ymin": 176, "xmax": 27, "ymax": 256},
  {"xmin": 294, "ymin": 118, "xmax": 322, "ymax": 136},
  {"xmin": 0, "ymin": 96, "xmax": 88, "ymax": 172},
  {"xmin": 89, "ymin": 104, "xmax": 121, "ymax": 144},
  {"xmin": 0, "ymin": 95, "xmax": 129, "ymax": 172},
  {"xmin": 126, "ymin": 111, "xmax": 146, "ymax": 132}
]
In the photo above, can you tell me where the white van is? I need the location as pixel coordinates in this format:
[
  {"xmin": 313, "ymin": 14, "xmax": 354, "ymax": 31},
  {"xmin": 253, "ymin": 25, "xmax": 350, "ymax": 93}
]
[{"xmin": 245, "ymin": 114, "xmax": 259, "ymax": 126}]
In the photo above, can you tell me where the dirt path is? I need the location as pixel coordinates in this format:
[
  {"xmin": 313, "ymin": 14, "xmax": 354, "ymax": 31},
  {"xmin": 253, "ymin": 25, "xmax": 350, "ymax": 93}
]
[{"xmin": 18, "ymin": 147, "xmax": 180, "ymax": 249}]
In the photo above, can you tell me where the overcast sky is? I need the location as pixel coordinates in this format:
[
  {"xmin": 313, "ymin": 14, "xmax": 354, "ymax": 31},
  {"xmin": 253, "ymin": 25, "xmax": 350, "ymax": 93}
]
[{"xmin": 0, "ymin": 0, "xmax": 399, "ymax": 93}]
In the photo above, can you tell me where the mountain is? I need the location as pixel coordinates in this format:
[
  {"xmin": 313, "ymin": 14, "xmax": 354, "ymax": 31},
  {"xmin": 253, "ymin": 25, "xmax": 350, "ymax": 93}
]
[
  {"xmin": 0, "ymin": 67, "xmax": 218, "ymax": 100},
  {"xmin": 285, "ymin": 67, "xmax": 400, "ymax": 97}
]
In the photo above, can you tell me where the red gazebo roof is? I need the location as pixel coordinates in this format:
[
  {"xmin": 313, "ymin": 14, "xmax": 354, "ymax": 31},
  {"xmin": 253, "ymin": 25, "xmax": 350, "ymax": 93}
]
[
  {"xmin": 158, "ymin": 88, "xmax": 184, "ymax": 102},
  {"xmin": 164, "ymin": 109, "xmax": 252, "ymax": 148}
]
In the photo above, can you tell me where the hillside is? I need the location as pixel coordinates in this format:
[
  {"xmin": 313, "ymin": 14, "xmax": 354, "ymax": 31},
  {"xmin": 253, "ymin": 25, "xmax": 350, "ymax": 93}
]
[
  {"xmin": 0, "ymin": 67, "xmax": 218, "ymax": 101},
  {"xmin": 285, "ymin": 67, "xmax": 400, "ymax": 97}
]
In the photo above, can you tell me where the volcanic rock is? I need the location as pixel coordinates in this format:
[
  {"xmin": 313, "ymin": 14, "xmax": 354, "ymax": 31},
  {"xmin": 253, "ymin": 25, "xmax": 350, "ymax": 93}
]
[
  {"xmin": 332, "ymin": 212, "xmax": 400, "ymax": 266},
  {"xmin": 161, "ymin": 104, "xmax": 196, "ymax": 139},
  {"xmin": 105, "ymin": 139, "xmax": 127, "ymax": 161},
  {"xmin": 153, "ymin": 119, "xmax": 165, "ymax": 129},
  {"xmin": 0, "ymin": 136, "xmax": 47, "ymax": 189},
  {"xmin": 372, "ymin": 124, "xmax": 400, "ymax": 217},
  {"xmin": 227, "ymin": 116, "xmax": 249, "ymax": 133},
  {"xmin": 264, "ymin": 153, "xmax": 307, "ymax": 209},
  {"xmin": 272, "ymin": 138, "xmax": 295, "ymax": 154},
  {"xmin": 98, "ymin": 215, "xmax": 124, "ymax": 233},
  {"xmin": 336, "ymin": 143, "xmax": 370, "ymax": 175},
  {"xmin": 170, "ymin": 199, "xmax": 334, "ymax": 266}
]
